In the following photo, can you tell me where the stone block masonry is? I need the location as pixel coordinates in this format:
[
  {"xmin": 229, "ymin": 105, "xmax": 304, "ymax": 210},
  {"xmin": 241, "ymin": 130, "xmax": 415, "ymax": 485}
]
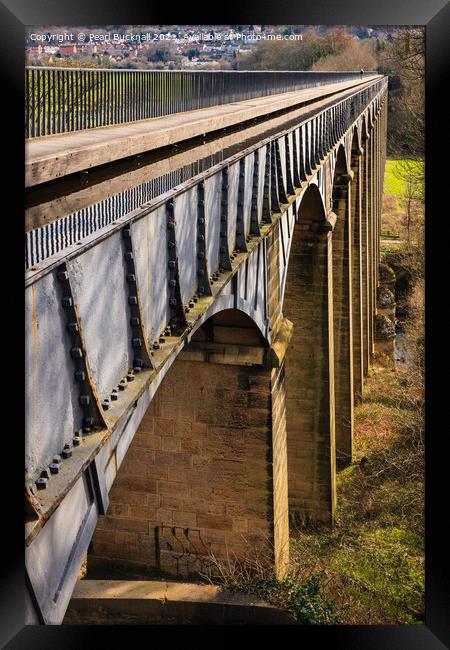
[
  {"xmin": 283, "ymin": 186, "xmax": 336, "ymax": 525},
  {"xmin": 90, "ymin": 325, "xmax": 290, "ymax": 580},
  {"xmin": 331, "ymin": 165, "xmax": 354, "ymax": 468}
]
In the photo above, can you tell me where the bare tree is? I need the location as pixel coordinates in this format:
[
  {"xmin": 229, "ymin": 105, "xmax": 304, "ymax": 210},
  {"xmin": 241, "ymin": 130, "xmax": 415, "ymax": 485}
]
[{"xmin": 379, "ymin": 28, "xmax": 424, "ymax": 159}]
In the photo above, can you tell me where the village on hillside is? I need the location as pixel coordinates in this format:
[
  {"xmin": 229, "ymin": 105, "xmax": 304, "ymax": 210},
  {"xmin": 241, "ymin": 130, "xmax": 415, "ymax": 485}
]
[{"xmin": 25, "ymin": 25, "xmax": 397, "ymax": 70}]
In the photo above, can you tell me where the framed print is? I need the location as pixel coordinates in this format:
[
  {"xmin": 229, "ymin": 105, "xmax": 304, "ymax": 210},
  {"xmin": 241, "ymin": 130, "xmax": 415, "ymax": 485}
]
[{"xmin": 2, "ymin": 0, "xmax": 449, "ymax": 646}]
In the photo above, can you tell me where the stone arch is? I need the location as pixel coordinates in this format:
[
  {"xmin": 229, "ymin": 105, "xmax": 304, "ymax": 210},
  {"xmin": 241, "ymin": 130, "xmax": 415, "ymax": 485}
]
[
  {"xmin": 331, "ymin": 142, "xmax": 354, "ymax": 468},
  {"xmin": 296, "ymin": 179, "xmax": 327, "ymax": 216},
  {"xmin": 282, "ymin": 183, "xmax": 336, "ymax": 525},
  {"xmin": 88, "ymin": 306, "xmax": 290, "ymax": 581},
  {"xmin": 189, "ymin": 307, "xmax": 267, "ymax": 346},
  {"xmin": 351, "ymin": 125, "xmax": 362, "ymax": 160},
  {"xmin": 360, "ymin": 113, "xmax": 369, "ymax": 144},
  {"xmin": 332, "ymin": 144, "xmax": 349, "ymax": 196},
  {"xmin": 188, "ymin": 296, "xmax": 269, "ymax": 345}
]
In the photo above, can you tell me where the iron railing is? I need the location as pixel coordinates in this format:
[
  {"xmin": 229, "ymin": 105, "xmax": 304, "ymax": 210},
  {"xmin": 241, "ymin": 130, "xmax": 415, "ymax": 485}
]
[
  {"xmin": 25, "ymin": 157, "xmax": 222, "ymax": 269},
  {"xmin": 25, "ymin": 78, "xmax": 386, "ymax": 272},
  {"xmin": 25, "ymin": 67, "xmax": 376, "ymax": 138}
]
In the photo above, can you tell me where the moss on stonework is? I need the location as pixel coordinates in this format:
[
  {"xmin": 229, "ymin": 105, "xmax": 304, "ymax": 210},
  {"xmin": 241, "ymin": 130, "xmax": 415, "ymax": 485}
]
[
  {"xmin": 377, "ymin": 286, "xmax": 396, "ymax": 308},
  {"xmin": 375, "ymin": 314, "xmax": 396, "ymax": 340},
  {"xmin": 379, "ymin": 262, "xmax": 396, "ymax": 285}
]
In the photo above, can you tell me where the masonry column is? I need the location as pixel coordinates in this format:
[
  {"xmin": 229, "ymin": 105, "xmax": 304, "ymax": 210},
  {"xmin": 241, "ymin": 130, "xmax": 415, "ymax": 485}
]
[
  {"xmin": 360, "ymin": 135, "xmax": 370, "ymax": 377},
  {"xmin": 374, "ymin": 114, "xmax": 380, "ymax": 288},
  {"xmin": 368, "ymin": 124, "xmax": 375, "ymax": 361},
  {"xmin": 283, "ymin": 186, "xmax": 336, "ymax": 526},
  {"xmin": 365, "ymin": 120, "xmax": 375, "ymax": 366},
  {"xmin": 373, "ymin": 115, "xmax": 379, "ymax": 283},
  {"xmin": 377, "ymin": 108, "xmax": 384, "ymax": 275},
  {"xmin": 88, "ymin": 316, "xmax": 291, "ymax": 582},
  {"xmin": 374, "ymin": 115, "xmax": 381, "ymax": 336},
  {"xmin": 332, "ymin": 169, "xmax": 354, "ymax": 468},
  {"xmin": 350, "ymin": 144, "xmax": 364, "ymax": 403}
]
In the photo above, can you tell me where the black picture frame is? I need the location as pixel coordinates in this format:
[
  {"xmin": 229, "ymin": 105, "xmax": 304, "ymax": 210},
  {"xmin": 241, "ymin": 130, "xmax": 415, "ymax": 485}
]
[{"xmin": 4, "ymin": 1, "xmax": 449, "ymax": 647}]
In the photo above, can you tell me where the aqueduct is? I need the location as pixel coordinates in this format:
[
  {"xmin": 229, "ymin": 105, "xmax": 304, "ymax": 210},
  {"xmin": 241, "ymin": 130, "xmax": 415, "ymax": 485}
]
[{"xmin": 25, "ymin": 71, "xmax": 388, "ymax": 623}]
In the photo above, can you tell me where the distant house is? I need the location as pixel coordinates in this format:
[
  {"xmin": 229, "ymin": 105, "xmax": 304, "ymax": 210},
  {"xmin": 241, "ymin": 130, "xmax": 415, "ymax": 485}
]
[
  {"xmin": 59, "ymin": 44, "xmax": 78, "ymax": 56},
  {"xmin": 82, "ymin": 43, "xmax": 98, "ymax": 55},
  {"xmin": 26, "ymin": 43, "xmax": 42, "ymax": 55}
]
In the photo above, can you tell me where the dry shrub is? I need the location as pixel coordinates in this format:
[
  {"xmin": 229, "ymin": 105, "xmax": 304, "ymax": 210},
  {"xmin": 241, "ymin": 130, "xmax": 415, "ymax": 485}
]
[
  {"xmin": 200, "ymin": 534, "xmax": 340, "ymax": 624},
  {"xmin": 199, "ymin": 534, "xmax": 276, "ymax": 587}
]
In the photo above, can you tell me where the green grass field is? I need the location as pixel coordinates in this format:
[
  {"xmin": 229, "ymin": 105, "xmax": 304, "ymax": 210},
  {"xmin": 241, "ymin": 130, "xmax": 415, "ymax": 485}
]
[{"xmin": 384, "ymin": 160, "xmax": 405, "ymax": 196}]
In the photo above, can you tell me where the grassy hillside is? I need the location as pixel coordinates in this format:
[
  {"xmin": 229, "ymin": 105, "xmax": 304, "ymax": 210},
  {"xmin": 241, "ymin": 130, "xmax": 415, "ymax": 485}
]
[
  {"xmin": 212, "ymin": 339, "xmax": 424, "ymax": 624},
  {"xmin": 290, "ymin": 361, "xmax": 424, "ymax": 624}
]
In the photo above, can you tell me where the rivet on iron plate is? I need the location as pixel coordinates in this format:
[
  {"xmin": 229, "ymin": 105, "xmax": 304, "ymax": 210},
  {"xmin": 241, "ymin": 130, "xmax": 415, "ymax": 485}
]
[{"xmin": 62, "ymin": 445, "xmax": 72, "ymax": 459}]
